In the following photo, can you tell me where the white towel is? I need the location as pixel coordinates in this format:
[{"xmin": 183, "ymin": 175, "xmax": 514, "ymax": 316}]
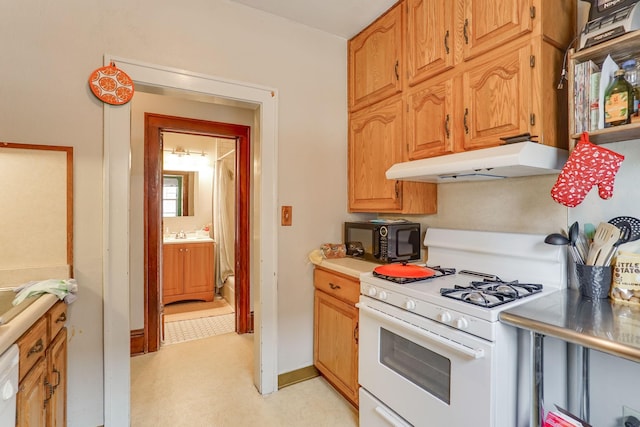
[{"xmin": 12, "ymin": 278, "xmax": 78, "ymax": 306}]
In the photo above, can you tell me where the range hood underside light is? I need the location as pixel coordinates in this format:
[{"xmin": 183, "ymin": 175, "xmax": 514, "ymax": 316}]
[{"xmin": 386, "ymin": 142, "xmax": 569, "ymax": 183}]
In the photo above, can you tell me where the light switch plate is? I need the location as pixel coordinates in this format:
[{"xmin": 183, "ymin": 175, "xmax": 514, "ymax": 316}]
[{"xmin": 281, "ymin": 206, "xmax": 292, "ymax": 226}]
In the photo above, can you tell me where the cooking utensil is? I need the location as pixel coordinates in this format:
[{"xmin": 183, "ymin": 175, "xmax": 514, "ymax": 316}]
[
  {"xmin": 584, "ymin": 223, "xmax": 596, "ymax": 241},
  {"xmin": 568, "ymin": 222, "xmax": 586, "ymax": 264},
  {"xmin": 544, "ymin": 233, "xmax": 582, "ymax": 264},
  {"xmin": 602, "ymin": 226, "xmax": 631, "ymax": 266},
  {"xmin": 587, "ymin": 222, "xmax": 621, "ymax": 266},
  {"xmin": 544, "ymin": 233, "xmax": 570, "ymax": 245},
  {"xmin": 608, "ymin": 216, "xmax": 640, "ymax": 242}
]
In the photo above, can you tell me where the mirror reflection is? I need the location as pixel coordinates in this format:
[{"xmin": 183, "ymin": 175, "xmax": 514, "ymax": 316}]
[{"xmin": 162, "ymin": 170, "xmax": 196, "ymax": 217}]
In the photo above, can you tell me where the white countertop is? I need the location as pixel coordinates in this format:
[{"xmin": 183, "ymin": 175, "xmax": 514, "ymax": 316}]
[
  {"xmin": 316, "ymin": 257, "xmax": 379, "ymax": 278},
  {"xmin": 0, "ymin": 294, "xmax": 58, "ymax": 355}
]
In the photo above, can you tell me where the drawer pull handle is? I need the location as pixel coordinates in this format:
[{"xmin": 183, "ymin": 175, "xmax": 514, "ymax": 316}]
[
  {"xmin": 52, "ymin": 368, "xmax": 61, "ymax": 389},
  {"xmin": 56, "ymin": 312, "xmax": 67, "ymax": 323},
  {"xmin": 28, "ymin": 339, "xmax": 44, "ymax": 357},
  {"xmin": 329, "ymin": 283, "xmax": 341, "ymax": 290}
]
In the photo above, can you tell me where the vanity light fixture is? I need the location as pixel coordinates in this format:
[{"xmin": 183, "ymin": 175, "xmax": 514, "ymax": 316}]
[{"xmin": 164, "ymin": 146, "xmax": 207, "ymax": 157}]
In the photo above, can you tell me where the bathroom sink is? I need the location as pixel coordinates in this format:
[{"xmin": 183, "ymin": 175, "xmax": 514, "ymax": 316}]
[{"xmin": 0, "ymin": 290, "xmax": 40, "ymax": 325}]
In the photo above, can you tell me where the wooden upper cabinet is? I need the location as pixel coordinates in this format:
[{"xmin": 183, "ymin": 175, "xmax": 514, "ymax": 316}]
[
  {"xmin": 462, "ymin": 39, "xmax": 533, "ymax": 150},
  {"xmin": 348, "ymin": 2, "xmax": 404, "ymax": 112},
  {"xmin": 349, "ymin": 96, "xmax": 404, "ymax": 212},
  {"xmin": 406, "ymin": 0, "xmax": 456, "ymax": 86},
  {"xmin": 462, "ymin": 0, "xmax": 533, "ymax": 60},
  {"xmin": 406, "ymin": 77, "xmax": 456, "ymax": 159}
]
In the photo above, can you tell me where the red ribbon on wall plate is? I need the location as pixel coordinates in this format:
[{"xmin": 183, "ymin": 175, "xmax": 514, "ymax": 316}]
[{"xmin": 88, "ymin": 61, "xmax": 134, "ymax": 105}]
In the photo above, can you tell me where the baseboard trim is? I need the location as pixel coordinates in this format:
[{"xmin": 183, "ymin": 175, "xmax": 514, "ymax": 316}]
[
  {"xmin": 130, "ymin": 329, "xmax": 145, "ymax": 356},
  {"xmin": 278, "ymin": 365, "xmax": 319, "ymax": 389}
]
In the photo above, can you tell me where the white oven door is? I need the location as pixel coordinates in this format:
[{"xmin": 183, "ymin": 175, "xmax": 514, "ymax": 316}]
[{"xmin": 358, "ymin": 296, "xmax": 498, "ymax": 427}]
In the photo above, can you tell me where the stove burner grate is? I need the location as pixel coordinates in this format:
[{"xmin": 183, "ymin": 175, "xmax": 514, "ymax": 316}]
[{"xmin": 440, "ymin": 279, "xmax": 543, "ymax": 308}]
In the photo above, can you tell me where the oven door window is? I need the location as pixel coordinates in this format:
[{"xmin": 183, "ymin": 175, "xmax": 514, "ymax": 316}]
[{"xmin": 380, "ymin": 327, "xmax": 451, "ymax": 404}]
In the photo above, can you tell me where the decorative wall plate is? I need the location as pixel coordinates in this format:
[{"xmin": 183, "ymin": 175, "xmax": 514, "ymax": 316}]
[{"xmin": 88, "ymin": 62, "xmax": 134, "ymax": 105}]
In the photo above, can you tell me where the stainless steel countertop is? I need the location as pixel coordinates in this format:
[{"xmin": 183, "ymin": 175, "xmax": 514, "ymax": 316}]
[{"xmin": 500, "ymin": 289, "xmax": 640, "ymax": 363}]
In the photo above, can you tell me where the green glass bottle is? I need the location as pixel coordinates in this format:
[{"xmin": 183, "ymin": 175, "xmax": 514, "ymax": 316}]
[{"xmin": 604, "ymin": 69, "xmax": 634, "ymax": 127}]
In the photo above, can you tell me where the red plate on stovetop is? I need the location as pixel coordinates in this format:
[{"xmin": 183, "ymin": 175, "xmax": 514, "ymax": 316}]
[{"xmin": 373, "ymin": 263, "xmax": 437, "ymax": 279}]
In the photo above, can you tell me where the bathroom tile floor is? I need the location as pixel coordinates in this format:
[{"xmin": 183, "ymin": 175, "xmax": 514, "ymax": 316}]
[{"xmin": 131, "ymin": 332, "xmax": 359, "ymax": 427}]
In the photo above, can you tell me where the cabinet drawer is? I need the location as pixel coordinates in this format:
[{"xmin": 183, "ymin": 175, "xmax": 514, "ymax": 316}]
[
  {"xmin": 17, "ymin": 316, "xmax": 47, "ymax": 382},
  {"xmin": 314, "ymin": 268, "xmax": 360, "ymax": 305},
  {"xmin": 48, "ymin": 301, "xmax": 67, "ymax": 340}
]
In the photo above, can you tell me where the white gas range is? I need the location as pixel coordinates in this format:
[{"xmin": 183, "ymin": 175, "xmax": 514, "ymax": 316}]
[{"xmin": 357, "ymin": 227, "xmax": 567, "ymax": 427}]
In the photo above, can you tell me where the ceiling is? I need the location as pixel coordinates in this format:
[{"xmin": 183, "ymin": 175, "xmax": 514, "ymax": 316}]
[{"xmin": 228, "ymin": 0, "xmax": 398, "ymax": 39}]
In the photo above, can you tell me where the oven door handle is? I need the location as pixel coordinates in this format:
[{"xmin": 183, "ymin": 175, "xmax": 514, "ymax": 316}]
[{"xmin": 358, "ymin": 303, "xmax": 485, "ymax": 360}]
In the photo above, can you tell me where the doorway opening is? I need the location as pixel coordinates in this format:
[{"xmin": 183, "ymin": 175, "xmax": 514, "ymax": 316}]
[
  {"xmin": 103, "ymin": 56, "xmax": 278, "ymax": 425},
  {"xmin": 143, "ymin": 114, "xmax": 251, "ymax": 353}
]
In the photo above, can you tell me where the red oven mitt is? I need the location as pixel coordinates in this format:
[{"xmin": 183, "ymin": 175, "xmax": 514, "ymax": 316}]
[{"xmin": 550, "ymin": 132, "xmax": 624, "ymax": 208}]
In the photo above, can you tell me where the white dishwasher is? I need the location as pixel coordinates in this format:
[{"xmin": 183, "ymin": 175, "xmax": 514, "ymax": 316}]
[{"xmin": 0, "ymin": 344, "xmax": 19, "ymax": 427}]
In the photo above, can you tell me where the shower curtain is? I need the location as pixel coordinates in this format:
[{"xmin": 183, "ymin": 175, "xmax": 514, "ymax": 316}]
[{"xmin": 215, "ymin": 156, "xmax": 235, "ymax": 288}]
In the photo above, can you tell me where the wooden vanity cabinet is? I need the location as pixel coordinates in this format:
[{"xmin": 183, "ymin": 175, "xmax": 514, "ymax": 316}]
[
  {"xmin": 313, "ymin": 267, "xmax": 360, "ymax": 407},
  {"xmin": 162, "ymin": 242, "xmax": 215, "ymax": 305},
  {"xmin": 16, "ymin": 301, "xmax": 68, "ymax": 427}
]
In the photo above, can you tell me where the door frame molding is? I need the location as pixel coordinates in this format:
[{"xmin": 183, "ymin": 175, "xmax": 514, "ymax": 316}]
[
  {"xmin": 103, "ymin": 55, "xmax": 279, "ymax": 426},
  {"xmin": 144, "ymin": 113, "xmax": 252, "ymax": 352}
]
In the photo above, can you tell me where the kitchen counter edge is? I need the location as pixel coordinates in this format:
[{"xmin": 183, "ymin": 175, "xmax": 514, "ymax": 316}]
[
  {"xmin": 314, "ymin": 257, "xmax": 380, "ymax": 279},
  {"xmin": 500, "ymin": 289, "xmax": 640, "ymax": 363},
  {"xmin": 0, "ymin": 294, "xmax": 59, "ymax": 355}
]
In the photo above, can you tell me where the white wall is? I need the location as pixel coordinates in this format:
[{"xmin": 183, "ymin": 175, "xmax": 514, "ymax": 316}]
[{"xmin": 0, "ymin": 1, "xmax": 347, "ymax": 425}]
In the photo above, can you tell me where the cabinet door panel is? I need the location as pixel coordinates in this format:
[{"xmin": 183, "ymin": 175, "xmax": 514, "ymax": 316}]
[
  {"xmin": 47, "ymin": 329, "xmax": 67, "ymax": 427},
  {"xmin": 407, "ymin": 79, "xmax": 455, "ymax": 159},
  {"xmin": 348, "ymin": 3, "xmax": 403, "ymax": 111},
  {"xmin": 183, "ymin": 244, "xmax": 214, "ymax": 295},
  {"xmin": 162, "ymin": 244, "xmax": 183, "ymax": 299},
  {"xmin": 463, "ymin": 0, "xmax": 531, "ymax": 60},
  {"xmin": 462, "ymin": 41, "xmax": 531, "ymax": 150},
  {"xmin": 349, "ymin": 97, "xmax": 404, "ymax": 212},
  {"xmin": 314, "ymin": 290, "xmax": 358, "ymax": 405},
  {"xmin": 17, "ymin": 359, "xmax": 46, "ymax": 427},
  {"xmin": 407, "ymin": 0, "xmax": 455, "ymax": 86}
]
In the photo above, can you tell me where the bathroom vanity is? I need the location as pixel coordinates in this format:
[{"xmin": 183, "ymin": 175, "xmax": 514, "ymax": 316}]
[{"xmin": 162, "ymin": 239, "xmax": 215, "ymax": 304}]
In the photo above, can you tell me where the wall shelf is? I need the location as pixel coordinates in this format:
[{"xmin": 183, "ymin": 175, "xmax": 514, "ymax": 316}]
[{"xmin": 569, "ymin": 30, "xmax": 640, "ymax": 146}]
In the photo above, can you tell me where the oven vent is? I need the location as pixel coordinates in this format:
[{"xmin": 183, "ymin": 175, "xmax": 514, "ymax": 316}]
[{"xmin": 386, "ymin": 142, "xmax": 568, "ymax": 183}]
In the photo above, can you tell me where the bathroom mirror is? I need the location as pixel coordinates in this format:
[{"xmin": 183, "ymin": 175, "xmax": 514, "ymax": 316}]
[
  {"xmin": 162, "ymin": 170, "xmax": 196, "ymax": 217},
  {"xmin": 0, "ymin": 142, "xmax": 73, "ymax": 283}
]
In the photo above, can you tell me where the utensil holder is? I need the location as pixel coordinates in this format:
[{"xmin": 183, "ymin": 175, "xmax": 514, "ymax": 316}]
[{"xmin": 575, "ymin": 263, "xmax": 612, "ymax": 299}]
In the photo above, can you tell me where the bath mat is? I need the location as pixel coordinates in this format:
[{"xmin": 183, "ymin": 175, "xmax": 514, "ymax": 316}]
[{"xmin": 163, "ymin": 313, "xmax": 235, "ymax": 345}]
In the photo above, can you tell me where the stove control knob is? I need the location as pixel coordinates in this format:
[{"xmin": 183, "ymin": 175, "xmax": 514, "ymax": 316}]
[
  {"xmin": 438, "ymin": 312, "xmax": 452, "ymax": 323},
  {"xmin": 455, "ymin": 317, "xmax": 469, "ymax": 329},
  {"xmin": 378, "ymin": 291, "xmax": 388, "ymax": 300},
  {"xmin": 367, "ymin": 287, "xmax": 377, "ymax": 297},
  {"xmin": 404, "ymin": 300, "xmax": 416, "ymax": 310}
]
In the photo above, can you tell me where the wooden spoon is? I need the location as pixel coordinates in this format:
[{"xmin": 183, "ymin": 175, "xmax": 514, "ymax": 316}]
[{"xmin": 587, "ymin": 222, "xmax": 621, "ymax": 266}]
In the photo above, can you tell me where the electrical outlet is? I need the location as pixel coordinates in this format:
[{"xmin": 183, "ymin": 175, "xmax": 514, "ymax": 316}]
[{"xmin": 281, "ymin": 206, "xmax": 292, "ymax": 226}]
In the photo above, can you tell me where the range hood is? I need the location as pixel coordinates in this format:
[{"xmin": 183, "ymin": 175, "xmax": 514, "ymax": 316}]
[{"xmin": 386, "ymin": 142, "xmax": 568, "ymax": 183}]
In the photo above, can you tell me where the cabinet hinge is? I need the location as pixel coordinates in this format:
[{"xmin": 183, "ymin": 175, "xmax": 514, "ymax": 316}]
[
  {"xmin": 530, "ymin": 113, "xmax": 536, "ymax": 126},
  {"xmin": 530, "ymin": 55, "xmax": 535, "ymax": 68},
  {"xmin": 530, "ymin": 6, "xmax": 536, "ymax": 19},
  {"xmin": 406, "ymin": 143, "xmax": 409, "ymax": 153}
]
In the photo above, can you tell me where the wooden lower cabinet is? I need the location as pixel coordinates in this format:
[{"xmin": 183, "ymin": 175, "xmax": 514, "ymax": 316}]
[
  {"xmin": 16, "ymin": 301, "xmax": 67, "ymax": 427},
  {"xmin": 313, "ymin": 268, "xmax": 359, "ymax": 407},
  {"xmin": 163, "ymin": 242, "xmax": 215, "ymax": 305}
]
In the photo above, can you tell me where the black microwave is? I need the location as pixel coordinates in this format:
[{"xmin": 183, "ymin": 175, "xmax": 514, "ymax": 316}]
[{"xmin": 344, "ymin": 221, "xmax": 421, "ymax": 264}]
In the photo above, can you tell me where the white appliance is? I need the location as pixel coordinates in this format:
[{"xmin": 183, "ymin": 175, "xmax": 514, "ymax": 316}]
[
  {"xmin": 358, "ymin": 228, "xmax": 567, "ymax": 427},
  {"xmin": 385, "ymin": 142, "xmax": 568, "ymax": 183},
  {"xmin": 0, "ymin": 344, "xmax": 19, "ymax": 427}
]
